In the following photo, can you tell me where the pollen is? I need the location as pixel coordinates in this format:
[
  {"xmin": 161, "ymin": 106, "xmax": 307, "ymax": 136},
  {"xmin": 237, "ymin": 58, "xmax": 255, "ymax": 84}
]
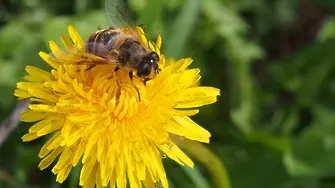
[{"xmin": 14, "ymin": 25, "xmax": 220, "ymax": 188}]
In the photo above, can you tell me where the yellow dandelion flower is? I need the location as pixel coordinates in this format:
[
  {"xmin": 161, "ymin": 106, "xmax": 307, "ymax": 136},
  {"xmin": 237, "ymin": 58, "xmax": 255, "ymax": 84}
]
[{"xmin": 14, "ymin": 25, "xmax": 220, "ymax": 188}]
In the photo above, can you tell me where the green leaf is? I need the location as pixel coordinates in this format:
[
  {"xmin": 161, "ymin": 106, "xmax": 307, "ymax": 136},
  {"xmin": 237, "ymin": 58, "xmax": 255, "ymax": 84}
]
[
  {"xmin": 165, "ymin": 161, "xmax": 196, "ymax": 188},
  {"xmin": 247, "ymin": 131, "xmax": 290, "ymax": 153},
  {"xmin": 217, "ymin": 145, "xmax": 292, "ymax": 188},
  {"xmin": 164, "ymin": 0, "xmax": 201, "ymax": 58},
  {"xmin": 270, "ymin": 39, "xmax": 335, "ymax": 106},
  {"xmin": 313, "ymin": 106, "xmax": 335, "ymax": 149},
  {"xmin": 284, "ymin": 118, "xmax": 335, "ymax": 177},
  {"xmin": 230, "ymin": 106, "xmax": 253, "ymax": 134},
  {"xmin": 182, "ymin": 166, "xmax": 211, "ymax": 188},
  {"xmin": 318, "ymin": 18, "xmax": 335, "ymax": 41},
  {"xmin": 297, "ymin": 52, "xmax": 335, "ymax": 105},
  {"xmin": 283, "ymin": 150, "xmax": 316, "ymax": 176}
]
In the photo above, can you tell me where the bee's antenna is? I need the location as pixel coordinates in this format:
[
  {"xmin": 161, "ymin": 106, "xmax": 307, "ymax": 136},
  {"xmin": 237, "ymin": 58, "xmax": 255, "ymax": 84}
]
[{"xmin": 97, "ymin": 24, "xmax": 102, "ymax": 30}]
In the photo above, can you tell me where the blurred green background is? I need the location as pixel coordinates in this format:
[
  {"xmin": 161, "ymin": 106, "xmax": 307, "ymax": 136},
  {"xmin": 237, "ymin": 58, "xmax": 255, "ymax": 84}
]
[{"xmin": 2, "ymin": 0, "xmax": 335, "ymax": 187}]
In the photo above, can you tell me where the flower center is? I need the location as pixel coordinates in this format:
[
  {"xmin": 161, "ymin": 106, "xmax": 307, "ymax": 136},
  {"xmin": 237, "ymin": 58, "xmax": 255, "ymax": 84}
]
[{"xmin": 55, "ymin": 64, "xmax": 146, "ymax": 122}]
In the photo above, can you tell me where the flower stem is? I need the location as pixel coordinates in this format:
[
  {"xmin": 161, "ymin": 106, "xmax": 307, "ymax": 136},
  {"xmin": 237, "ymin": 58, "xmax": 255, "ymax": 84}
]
[{"xmin": 173, "ymin": 137, "xmax": 231, "ymax": 188}]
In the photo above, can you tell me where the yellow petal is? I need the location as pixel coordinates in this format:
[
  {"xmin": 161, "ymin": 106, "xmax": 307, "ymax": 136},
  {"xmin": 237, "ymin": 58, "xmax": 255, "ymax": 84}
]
[
  {"xmin": 39, "ymin": 51, "xmax": 60, "ymax": 69},
  {"xmin": 60, "ymin": 35, "xmax": 73, "ymax": 49},
  {"xmin": 22, "ymin": 132, "xmax": 39, "ymax": 141},
  {"xmin": 80, "ymin": 152, "xmax": 97, "ymax": 186},
  {"xmin": 127, "ymin": 165, "xmax": 141, "ymax": 188},
  {"xmin": 137, "ymin": 26, "xmax": 148, "ymax": 47},
  {"xmin": 72, "ymin": 140, "xmax": 86, "ymax": 166},
  {"xmin": 174, "ymin": 69, "xmax": 200, "ymax": 89},
  {"xmin": 172, "ymin": 116, "xmax": 211, "ymax": 143},
  {"xmin": 166, "ymin": 58, "xmax": 193, "ymax": 73},
  {"xmin": 95, "ymin": 165, "xmax": 103, "ymax": 188},
  {"xmin": 68, "ymin": 25, "xmax": 84, "ymax": 49},
  {"xmin": 168, "ymin": 142, "xmax": 194, "ymax": 168},
  {"xmin": 157, "ymin": 143, "xmax": 183, "ymax": 166},
  {"xmin": 109, "ymin": 171, "xmax": 116, "ymax": 188},
  {"xmin": 116, "ymin": 154, "xmax": 127, "ymax": 188},
  {"xmin": 53, "ymin": 147, "xmax": 72, "ymax": 172},
  {"xmin": 49, "ymin": 40, "xmax": 62, "ymax": 56},
  {"xmin": 136, "ymin": 161, "xmax": 146, "ymax": 181},
  {"xmin": 39, "ymin": 147, "xmax": 63, "ymax": 170},
  {"xmin": 29, "ymin": 116, "xmax": 60, "ymax": 133},
  {"xmin": 175, "ymin": 87, "xmax": 220, "ymax": 108},
  {"xmin": 156, "ymin": 35, "xmax": 162, "ymax": 50},
  {"xmin": 82, "ymin": 163, "xmax": 98, "ymax": 188},
  {"xmin": 39, "ymin": 131, "xmax": 61, "ymax": 158},
  {"xmin": 172, "ymin": 109, "xmax": 199, "ymax": 116},
  {"xmin": 25, "ymin": 66, "xmax": 51, "ymax": 82},
  {"xmin": 148, "ymin": 41, "xmax": 155, "ymax": 51},
  {"xmin": 55, "ymin": 165, "xmax": 72, "ymax": 183},
  {"xmin": 14, "ymin": 89, "xmax": 31, "ymax": 99},
  {"xmin": 27, "ymin": 88, "xmax": 58, "ymax": 102},
  {"xmin": 147, "ymin": 143, "xmax": 168, "ymax": 187},
  {"xmin": 29, "ymin": 104, "xmax": 57, "ymax": 112},
  {"xmin": 142, "ymin": 174, "xmax": 156, "ymax": 188},
  {"xmin": 20, "ymin": 110, "xmax": 49, "ymax": 122},
  {"xmin": 36, "ymin": 118, "xmax": 64, "ymax": 137}
]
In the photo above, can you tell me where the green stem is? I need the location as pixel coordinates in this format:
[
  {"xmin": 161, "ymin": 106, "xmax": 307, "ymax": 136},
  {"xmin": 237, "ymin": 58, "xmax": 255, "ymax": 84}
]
[{"xmin": 173, "ymin": 137, "xmax": 231, "ymax": 188}]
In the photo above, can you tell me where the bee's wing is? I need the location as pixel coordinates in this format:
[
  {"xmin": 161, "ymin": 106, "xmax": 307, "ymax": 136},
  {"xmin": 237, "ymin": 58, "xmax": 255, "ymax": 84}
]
[
  {"xmin": 47, "ymin": 42, "xmax": 120, "ymax": 66},
  {"xmin": 105, "ymin": 0, "xmax": 148, "ymax": 45},
  {"xmin": 105, "ymin": 0, "xmax": 136, "ymax": 29}
]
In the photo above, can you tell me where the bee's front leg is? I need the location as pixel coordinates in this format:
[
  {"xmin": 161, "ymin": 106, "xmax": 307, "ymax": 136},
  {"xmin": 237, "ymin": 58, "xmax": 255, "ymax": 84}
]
[
  {"xmin": 107, "ymin": 66, "xmax": 120, "ymax": 79},
  {"xmin": 129, "ymin": 72, "xmax": 141, "ymax": 101},
  {"xmin": 85, "ymin": 64, "xmax": 96, "ymax": 71},
  {"xmin": 143, "ymin": 78, "xmax": 150, "ymax": 86}
]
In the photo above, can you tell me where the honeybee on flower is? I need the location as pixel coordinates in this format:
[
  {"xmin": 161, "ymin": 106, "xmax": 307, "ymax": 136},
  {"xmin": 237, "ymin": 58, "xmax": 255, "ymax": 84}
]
[
  {"xmin": 14, "ymin": 0, "xmax": 220, "ymax": 187},
  {"xmin": 49, "ymin": 0, "xmax": 161, "ymax": 101}
]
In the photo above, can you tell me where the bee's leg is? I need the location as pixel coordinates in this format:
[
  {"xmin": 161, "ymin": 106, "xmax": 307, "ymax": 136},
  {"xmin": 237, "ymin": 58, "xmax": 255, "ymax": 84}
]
[
  {"xmin": 129, "ymin": 72, "xmax": 133, "ymax": 79},
  {"xmin": 85, "ymin": 64, "xmax": 96, "ymax": 71},
  {"xmin": 116, "ymin": 81, "xmax": 121, "ymax": 100},
  {"xmin": 143, "ymin": 78, "xmax": 150, "ymax": 86},
  {"xmin": 108, "ymin": 66, "xmax": 120, "ymax": 79},
  {"xmin": 129, "ymin": 72, "xmax": 141, "ymax": 101}
]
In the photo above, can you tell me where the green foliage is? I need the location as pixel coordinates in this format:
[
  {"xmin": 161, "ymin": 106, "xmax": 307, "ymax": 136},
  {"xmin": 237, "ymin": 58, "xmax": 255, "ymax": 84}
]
[{"xmin": 1, "ymin": 0, "xmax": 335, "ymax": 188}]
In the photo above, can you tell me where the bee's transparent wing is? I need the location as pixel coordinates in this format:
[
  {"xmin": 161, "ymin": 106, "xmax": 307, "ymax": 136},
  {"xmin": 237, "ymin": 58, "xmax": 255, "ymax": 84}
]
[
  {"xmin": 47, "ymin": 42, "xmax": 120, "ymax": 66},
  {"xmin": 105, "ymin": 0, "xmax": 136, "ymax": 29}
]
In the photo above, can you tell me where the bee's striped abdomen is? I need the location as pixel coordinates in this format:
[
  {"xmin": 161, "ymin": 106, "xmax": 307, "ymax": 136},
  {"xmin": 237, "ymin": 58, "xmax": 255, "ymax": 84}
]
[{"xmin": 86, "ymin": 28, "xmax": 121, "ymax": 56}]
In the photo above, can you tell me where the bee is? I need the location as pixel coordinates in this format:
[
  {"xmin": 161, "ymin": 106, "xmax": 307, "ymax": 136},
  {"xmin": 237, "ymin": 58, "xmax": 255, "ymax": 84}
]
[
  {"xmin": 86, "ymin": 26, "xmax": 160, "ymax": 81},
  {"xmin": 49, "ymin": 0, "xmax": 161, "ymax": 100},
  {"xmin": 85, "ymin": 0, "xmax": 161, "ymax": 80}
]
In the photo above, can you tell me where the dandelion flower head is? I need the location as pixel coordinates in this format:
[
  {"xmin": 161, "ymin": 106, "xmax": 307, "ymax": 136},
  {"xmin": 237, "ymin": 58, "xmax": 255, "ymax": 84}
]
[{"xmin": 14, "ymin": 25, "xmax": 220, "ymax": 187}]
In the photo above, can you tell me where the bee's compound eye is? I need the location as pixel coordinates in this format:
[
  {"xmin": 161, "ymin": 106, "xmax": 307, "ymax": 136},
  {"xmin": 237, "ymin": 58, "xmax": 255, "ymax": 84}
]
[
  {"xmin": 150, "ymin": 52, "xmax": 159, "ymax": 62},
  {"xmin": 137, "ymin": 62, "xmax": 151, "ymax": 78}
]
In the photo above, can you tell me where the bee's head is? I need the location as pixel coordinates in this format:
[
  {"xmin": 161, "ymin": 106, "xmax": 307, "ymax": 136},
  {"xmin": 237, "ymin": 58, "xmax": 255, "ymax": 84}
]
[{"xmin": 137, "ymin": 51, "xmax": 160, "ymax": 78}]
